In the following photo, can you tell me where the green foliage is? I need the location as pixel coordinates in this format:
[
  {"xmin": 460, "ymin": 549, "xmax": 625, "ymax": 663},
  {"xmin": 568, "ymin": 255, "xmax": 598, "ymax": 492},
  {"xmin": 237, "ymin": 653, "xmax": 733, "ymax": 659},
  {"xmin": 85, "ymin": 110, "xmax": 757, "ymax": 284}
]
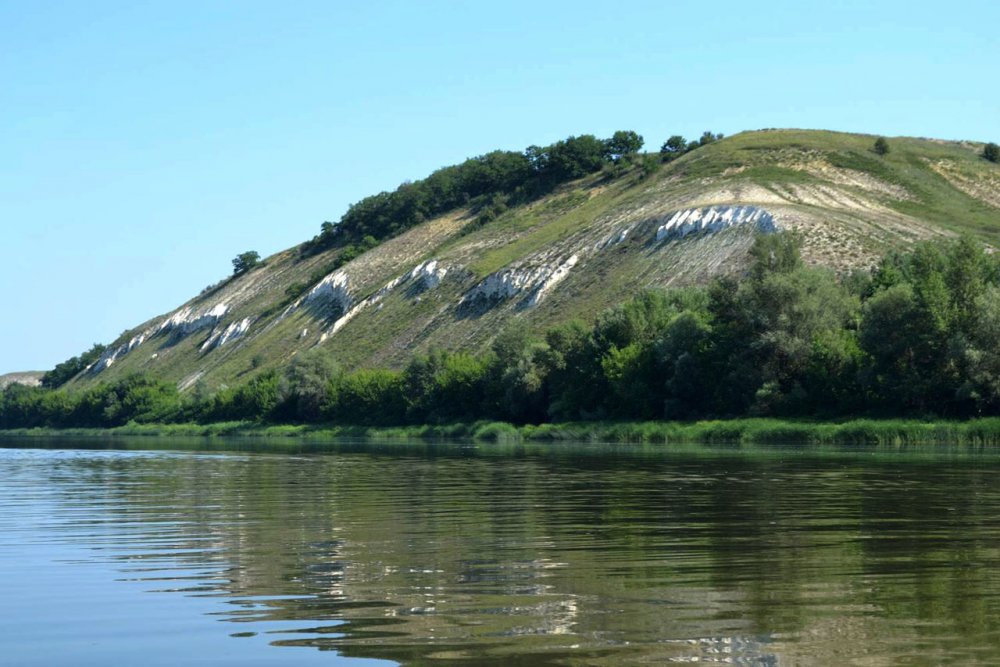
[
  {"xmin": 604, "ymin": 130, "xmax": 644, "ymax": 160},
  {"xmin": 232, "ymin": 251, "xmax": 261, "ymax": 275},
  {"xmin": 41, "ymin": 343, "xmax": 106, "ymax": 388},
  {"xmin": 2, "ymin": 373, "xmax": 182, "ymax": 429},
  {"xmin": 306, "ymin": 131, "xmax": 651, "ymax": 256},
  {"xmin": 201, "ymin": 372, "xmax": 280, "ymax": 422},
  {"xmin": 8, "ymin": 235, "xmax": 1000, "ymax": 431},
  {"xmin": 983, "ymin": 142, "xmax": 1000, "ymax": 163},
  {"xmin": 961, "ymin": 286, "xmax": 1000, "ymax": 413},
  {"xmin": 660, "ymin": 135, "xmax": 687, "ymax": 155},
  {"xmin": 873, "ymin": 137, "xmax": 890, "ymax": 156},
  {"xmin": 699, "ymin": 130, "xmax": 724, "ymax": 146},
  {"xmin": 276, "ymin": 348, "xmax": 341, "ymax": 422},
  {"xmin": 403, "ymin": 349, "xmax": 490, "ymax": 423},
  {"xmin": 327, "ymin": 369, "xmax": 407, "ymax": 425},
  {"xmin": 747, "ymin": 232, "xmax": 803, "ymax": 280}
]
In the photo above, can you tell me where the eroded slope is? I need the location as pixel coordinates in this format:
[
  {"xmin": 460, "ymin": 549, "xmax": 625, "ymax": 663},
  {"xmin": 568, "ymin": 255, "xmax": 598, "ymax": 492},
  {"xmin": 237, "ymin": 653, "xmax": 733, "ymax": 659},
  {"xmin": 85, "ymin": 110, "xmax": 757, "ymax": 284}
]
[{"xmin": 69, "ymin": 129, "xmax": 1000, "ymax": 390}]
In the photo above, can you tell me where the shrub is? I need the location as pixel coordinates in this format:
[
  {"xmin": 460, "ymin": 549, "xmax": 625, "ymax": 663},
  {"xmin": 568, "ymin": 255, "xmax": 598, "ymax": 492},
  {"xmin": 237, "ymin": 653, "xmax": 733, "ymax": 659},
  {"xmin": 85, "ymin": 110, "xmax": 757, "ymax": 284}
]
[
  {"xmin": 232, "ymin": 251, "xmax": 261, "ymax": 275},
  {"xmin": 983, "ymin": 142, "xmax": 1000, "ymax": 163}
]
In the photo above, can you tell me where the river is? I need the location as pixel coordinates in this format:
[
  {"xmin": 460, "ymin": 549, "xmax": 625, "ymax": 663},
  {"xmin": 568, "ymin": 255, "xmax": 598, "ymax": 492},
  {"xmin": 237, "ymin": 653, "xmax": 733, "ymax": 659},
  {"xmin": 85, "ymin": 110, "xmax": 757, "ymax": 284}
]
[{"xmin": 2, "ymin": 439, "xmax": 999, "ymax": 665}]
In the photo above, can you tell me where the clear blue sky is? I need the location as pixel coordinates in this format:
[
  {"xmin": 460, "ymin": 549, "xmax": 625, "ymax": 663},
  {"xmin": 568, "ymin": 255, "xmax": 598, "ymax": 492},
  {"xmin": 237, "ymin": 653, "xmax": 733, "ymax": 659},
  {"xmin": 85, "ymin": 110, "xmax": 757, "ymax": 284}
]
[{"xmin": 2, "ymin": 0, "xmax": 998, "ymax": 373}]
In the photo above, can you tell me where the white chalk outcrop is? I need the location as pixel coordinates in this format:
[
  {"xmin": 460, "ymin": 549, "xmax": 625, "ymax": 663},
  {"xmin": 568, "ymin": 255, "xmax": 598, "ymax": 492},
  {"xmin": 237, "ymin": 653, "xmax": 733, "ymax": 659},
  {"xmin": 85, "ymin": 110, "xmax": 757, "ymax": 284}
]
[
  {"xmin": 655, "ymin": 205, "xmax": 777, "ymax": 242},
  {"xmin": 410, "ymin": 259, "xmax": 448, "ymax": 289},
  {"xmin": 200, "ymin": 318, "xmax": 252, "ymax": 352},
  {"xmin": 90, "ymin": 331, "xmax": 150, "ymax": 372},
  {"xmin": 304, "ymin": 270, "xmax": 352, "ymax": 312},
  {"xmin": 593, "ymin": 226, "xmax": 633, "ymax": 251},
  {"xmin": 89, "ymin": 302, "xmax": 232, "ymax": 373},
  {"xmin": 310, "ymin": 260, "xmax": 449, "ymax": 342},
  {"xmin": 462, "ymin": 255, "xmax": 579, "ymax": 308},
  {"xmin": 158, "ymin": 303, "xmax": 229, "ymax": 336}
]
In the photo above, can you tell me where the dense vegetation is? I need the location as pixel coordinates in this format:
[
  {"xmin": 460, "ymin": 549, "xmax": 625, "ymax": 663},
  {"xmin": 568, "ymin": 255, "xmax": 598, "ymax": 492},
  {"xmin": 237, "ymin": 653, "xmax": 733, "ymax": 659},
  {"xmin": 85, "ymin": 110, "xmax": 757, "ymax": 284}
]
[
  {"xmin": 304, "ymin": 130, "xmax": 659, "ymax": 253},
  {"xmin": 6, "ymin": 234, "xmax": 1000, "ymax": 431},
  {"xmin": 40, "ymin": 343, "xmax": 106, "ymax": 389}
]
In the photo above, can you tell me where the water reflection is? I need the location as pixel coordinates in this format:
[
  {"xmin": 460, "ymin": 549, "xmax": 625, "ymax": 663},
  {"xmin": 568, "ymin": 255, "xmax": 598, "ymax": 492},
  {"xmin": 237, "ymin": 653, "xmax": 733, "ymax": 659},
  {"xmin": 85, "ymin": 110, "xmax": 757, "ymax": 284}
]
[{"xmin": 2, "ymin": 441, "xmax": 1000, "ymax": 665}]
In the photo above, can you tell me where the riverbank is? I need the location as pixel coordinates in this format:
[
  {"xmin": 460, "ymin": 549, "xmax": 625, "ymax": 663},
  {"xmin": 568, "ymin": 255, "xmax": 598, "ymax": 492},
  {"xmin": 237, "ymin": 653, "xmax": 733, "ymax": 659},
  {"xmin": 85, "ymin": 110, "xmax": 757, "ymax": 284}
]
[{"xmin": 5, "ymin": 417, "xmax": 1000, "ymax": 446}]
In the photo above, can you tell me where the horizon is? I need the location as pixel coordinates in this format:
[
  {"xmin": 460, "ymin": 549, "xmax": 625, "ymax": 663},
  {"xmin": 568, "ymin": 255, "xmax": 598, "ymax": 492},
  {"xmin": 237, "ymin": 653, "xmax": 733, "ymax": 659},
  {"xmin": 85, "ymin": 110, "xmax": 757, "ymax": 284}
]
[{"xmin": 2, "ymin": 0, "xmax": 998, "ymax": 373}]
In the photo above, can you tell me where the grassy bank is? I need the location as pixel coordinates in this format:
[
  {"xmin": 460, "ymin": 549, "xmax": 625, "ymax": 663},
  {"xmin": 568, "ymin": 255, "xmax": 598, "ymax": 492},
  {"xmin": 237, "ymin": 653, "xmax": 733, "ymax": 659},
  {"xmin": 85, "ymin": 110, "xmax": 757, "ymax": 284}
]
[{"xmin": 5, "ymin": 417, "xmax": 1000, "ymax": 447}]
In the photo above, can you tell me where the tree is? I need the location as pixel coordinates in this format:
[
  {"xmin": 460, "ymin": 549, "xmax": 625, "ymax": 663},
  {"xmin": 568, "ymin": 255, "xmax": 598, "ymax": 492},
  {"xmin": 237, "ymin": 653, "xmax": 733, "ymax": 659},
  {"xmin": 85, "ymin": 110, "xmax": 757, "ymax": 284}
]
[
  {"xmin": 604, "ymin": 130, "xmax": 644, "ymax": 160},
  {"xmin": 232, "ymin": 251, "xmax": 261, "ymax": 275},
  {"xmin": 747, "ymin": 232, "xmax": 803, "ymax": 280},
  {"xmin": 873, "ymin": 137, "xmax": 890, "ymax": 156},
  {"xmin": 699, "ymin": 131, "xmax": 722, "ymax": 147},
  {"xmin": 277, "ymin": 348, "xmax": 340, "ymax": 421},
  {"xmin": 983, "ymin": 142, "xmax": 1000, "ymax": 163},
  {"xmin": 42, "ymin": 343, "xmax": 107, "ymax": 388},
  {"xmin": 660, "ymin": 135, "xmax": 687, "ymax": 155},
  {"xmin": 544, "ymin": 134, "xmax": 608, "ymax": 181}
]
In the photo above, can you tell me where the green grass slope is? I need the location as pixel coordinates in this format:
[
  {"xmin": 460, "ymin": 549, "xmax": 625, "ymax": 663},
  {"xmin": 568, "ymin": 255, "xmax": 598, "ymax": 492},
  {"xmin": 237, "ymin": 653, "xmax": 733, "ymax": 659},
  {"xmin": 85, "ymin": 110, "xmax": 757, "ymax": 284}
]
[{"xmin": 68, "ymin": 129, "xmax": 1000, "ymax": 392}]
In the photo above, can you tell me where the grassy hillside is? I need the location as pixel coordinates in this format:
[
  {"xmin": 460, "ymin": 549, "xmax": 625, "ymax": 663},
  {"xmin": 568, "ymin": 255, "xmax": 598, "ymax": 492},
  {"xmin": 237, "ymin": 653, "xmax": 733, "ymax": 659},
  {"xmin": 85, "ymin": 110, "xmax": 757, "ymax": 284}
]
[{"xmin": 64, "ymin": 129, "xmax": 1000, "ymax": 392}]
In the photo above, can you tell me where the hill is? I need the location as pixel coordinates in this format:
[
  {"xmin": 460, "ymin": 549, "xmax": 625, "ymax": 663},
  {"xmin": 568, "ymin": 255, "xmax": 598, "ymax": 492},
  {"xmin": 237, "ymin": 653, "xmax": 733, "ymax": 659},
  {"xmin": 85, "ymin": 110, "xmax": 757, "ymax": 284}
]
[
  {"xmin": 0, "ymin": 372, "xmax": 43, "ymax": 390},
  {"xmin": 60, "ymin": 129, "xmax": 1000, "ymax": 392}
]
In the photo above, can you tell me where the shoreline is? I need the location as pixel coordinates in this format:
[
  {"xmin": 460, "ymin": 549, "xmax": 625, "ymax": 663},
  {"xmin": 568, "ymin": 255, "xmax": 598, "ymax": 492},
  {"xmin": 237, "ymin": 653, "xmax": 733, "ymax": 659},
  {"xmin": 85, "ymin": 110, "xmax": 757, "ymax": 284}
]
[{"xmin": 4, "ymin": 417, "xmax": 1000, "ymax": 446}]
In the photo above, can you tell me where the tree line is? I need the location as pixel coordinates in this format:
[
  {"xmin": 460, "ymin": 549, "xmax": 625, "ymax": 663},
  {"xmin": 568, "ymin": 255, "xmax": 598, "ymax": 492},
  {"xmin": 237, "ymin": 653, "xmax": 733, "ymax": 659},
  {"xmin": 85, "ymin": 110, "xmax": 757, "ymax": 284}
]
[
  {"xmin": 303, "ymin": 129, "xmax": 688, "ymax": 254},
  {"xmin": 5, "ymin": 234, "xmax": 1000, "ymax": 430}
]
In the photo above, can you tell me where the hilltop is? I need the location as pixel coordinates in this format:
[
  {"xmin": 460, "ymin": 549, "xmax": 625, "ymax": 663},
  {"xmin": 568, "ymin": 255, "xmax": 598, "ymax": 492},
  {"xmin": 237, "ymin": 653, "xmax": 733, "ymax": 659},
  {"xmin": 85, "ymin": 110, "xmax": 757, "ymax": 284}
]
[{"xmin": 50, "ymin": 128, "xmax": 1000, "ymax": 392}]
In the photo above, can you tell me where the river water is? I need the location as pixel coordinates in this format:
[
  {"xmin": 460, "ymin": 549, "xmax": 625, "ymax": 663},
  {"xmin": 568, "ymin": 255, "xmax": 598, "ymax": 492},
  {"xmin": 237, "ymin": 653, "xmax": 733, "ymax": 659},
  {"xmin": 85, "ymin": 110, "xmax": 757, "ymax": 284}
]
[{"xmin": 2, "ymin": 439, "xmax": 999, "ymax": 665}]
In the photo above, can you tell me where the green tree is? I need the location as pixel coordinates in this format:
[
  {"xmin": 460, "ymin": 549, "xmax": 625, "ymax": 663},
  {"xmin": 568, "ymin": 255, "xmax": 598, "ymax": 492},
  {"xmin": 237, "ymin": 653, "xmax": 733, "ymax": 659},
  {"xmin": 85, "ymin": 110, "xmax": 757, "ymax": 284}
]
[
  {"xmin": 277, "ymin": 348, "xmax": 340, "ymax": 421},
  {"xmin": 232, "ymin": 251, "xmax": 261, "ymax": 275},
  {"xmin": 328, "ymin": 369, "xmax": 407, "ymax": 425},
  {"xmin": 747, "ymin": 232, "xmax": 803, "ymax": 280},
  {"xmin": 983, "ymin": 142, "xmax": 1000, "ymax": 163},
  {"xmin": 660, "ymin": 135, "xmax": 687, "ymax": 155},
  {"xmin": 482, "ymin": 326, "xmax": 548, "ymax": 423},
  {"xmin": 604, "ymin": 130, "xmax": 644, "ymax": 160},
  {"xmin": 960, "ymin": 286, "xmax": 1000, "ymax": 413},
  {"xmin": 873, "ymin": 137, "xmax": 890, "ymax": 156},
  {"xmin": 42, "ymin": 343, "xmax": 106, "ymax": 388},
  {"xmin": 699, "ymin": 131, "xmax": 722, "ymax": 146}
]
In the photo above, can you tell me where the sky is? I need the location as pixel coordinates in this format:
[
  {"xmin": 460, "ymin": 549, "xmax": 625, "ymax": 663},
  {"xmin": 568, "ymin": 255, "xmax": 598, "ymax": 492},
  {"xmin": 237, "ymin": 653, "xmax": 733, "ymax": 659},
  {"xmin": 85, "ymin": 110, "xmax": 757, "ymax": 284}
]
[{"xmin": 1, "ymin": 0, "xmax": 998, "ymax": 373}]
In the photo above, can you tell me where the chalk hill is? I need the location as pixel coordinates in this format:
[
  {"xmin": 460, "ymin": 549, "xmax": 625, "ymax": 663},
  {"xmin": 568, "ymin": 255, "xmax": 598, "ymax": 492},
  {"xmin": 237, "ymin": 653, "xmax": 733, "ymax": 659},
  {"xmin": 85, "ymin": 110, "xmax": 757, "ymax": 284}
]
[{"xmin": 65, "ymin": 129, "xmax": 1000, "ymax": 391}]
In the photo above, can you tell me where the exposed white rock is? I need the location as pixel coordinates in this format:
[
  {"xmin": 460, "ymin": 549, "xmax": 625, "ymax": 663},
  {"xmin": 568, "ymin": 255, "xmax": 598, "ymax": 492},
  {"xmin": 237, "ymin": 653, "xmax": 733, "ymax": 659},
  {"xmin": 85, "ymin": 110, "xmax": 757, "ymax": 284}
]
[
  {"xmin": 463, "ymin": 255, "xmax": 579, "ymax": 308},
  {"xmin": 313, "ymin": 261, "xmax": 450, "ymax": 342},
  {"xmin": 593, "ymin": 226, "xmax": 633, "ymax": 251},
  {"xmin": 217, "ymin": 318, "xmax": 251, "ymax": 347},
  {"xmin": 409, "ymin": 260, "xmax": 448, "ymax": 289},
  {"xmin": 0, "ymin": 372, "xmax": 42, "ymax": 389},
  {"xmin": 527, "ymin": 255, "xmax": 578, "ymax": 306},
  {"xmin": 200, "ymin": 318, "xmax": 252, "ymax": 352},
  {"xmin": 304, "ymin": 270, "xmax": 352, "ymax": 312},
  {"xmin": 655, "ymin": 205, "xmax": 777, "ymax": 242},
  {"xmin": 89, "ymin": 302, "xmax": 232, "ymax": 374},
  {"xmin": 158, "ymin": 303, "xmax": 229, "ymax": 336},
  {"xmin": 91, "ymin": 331, "xmax": 150, "ymax": 372}
]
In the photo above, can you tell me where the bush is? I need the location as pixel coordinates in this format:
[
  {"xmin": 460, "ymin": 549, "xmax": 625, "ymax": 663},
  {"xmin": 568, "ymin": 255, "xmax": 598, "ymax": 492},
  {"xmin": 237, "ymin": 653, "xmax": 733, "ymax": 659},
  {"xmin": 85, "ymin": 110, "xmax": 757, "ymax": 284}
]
[
  {"xmin": 873, "ymin": 137, "xmax": 890, "ymax": 156},
  {"xmin": 983, "ymin": 142, "xmax": 1000, "ymax": 163},
  {"xmin": 232, "ymin": 251, "xmax": 261, "ymax": 275}
]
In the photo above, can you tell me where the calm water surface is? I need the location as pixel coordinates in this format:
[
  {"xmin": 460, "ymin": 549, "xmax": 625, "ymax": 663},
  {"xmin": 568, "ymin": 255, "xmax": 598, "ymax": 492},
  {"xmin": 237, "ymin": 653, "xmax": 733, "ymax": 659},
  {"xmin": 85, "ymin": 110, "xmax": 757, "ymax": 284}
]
[{"xmin": 2, "ymin": 439, "xmax": 1000, "ymax": 666}]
